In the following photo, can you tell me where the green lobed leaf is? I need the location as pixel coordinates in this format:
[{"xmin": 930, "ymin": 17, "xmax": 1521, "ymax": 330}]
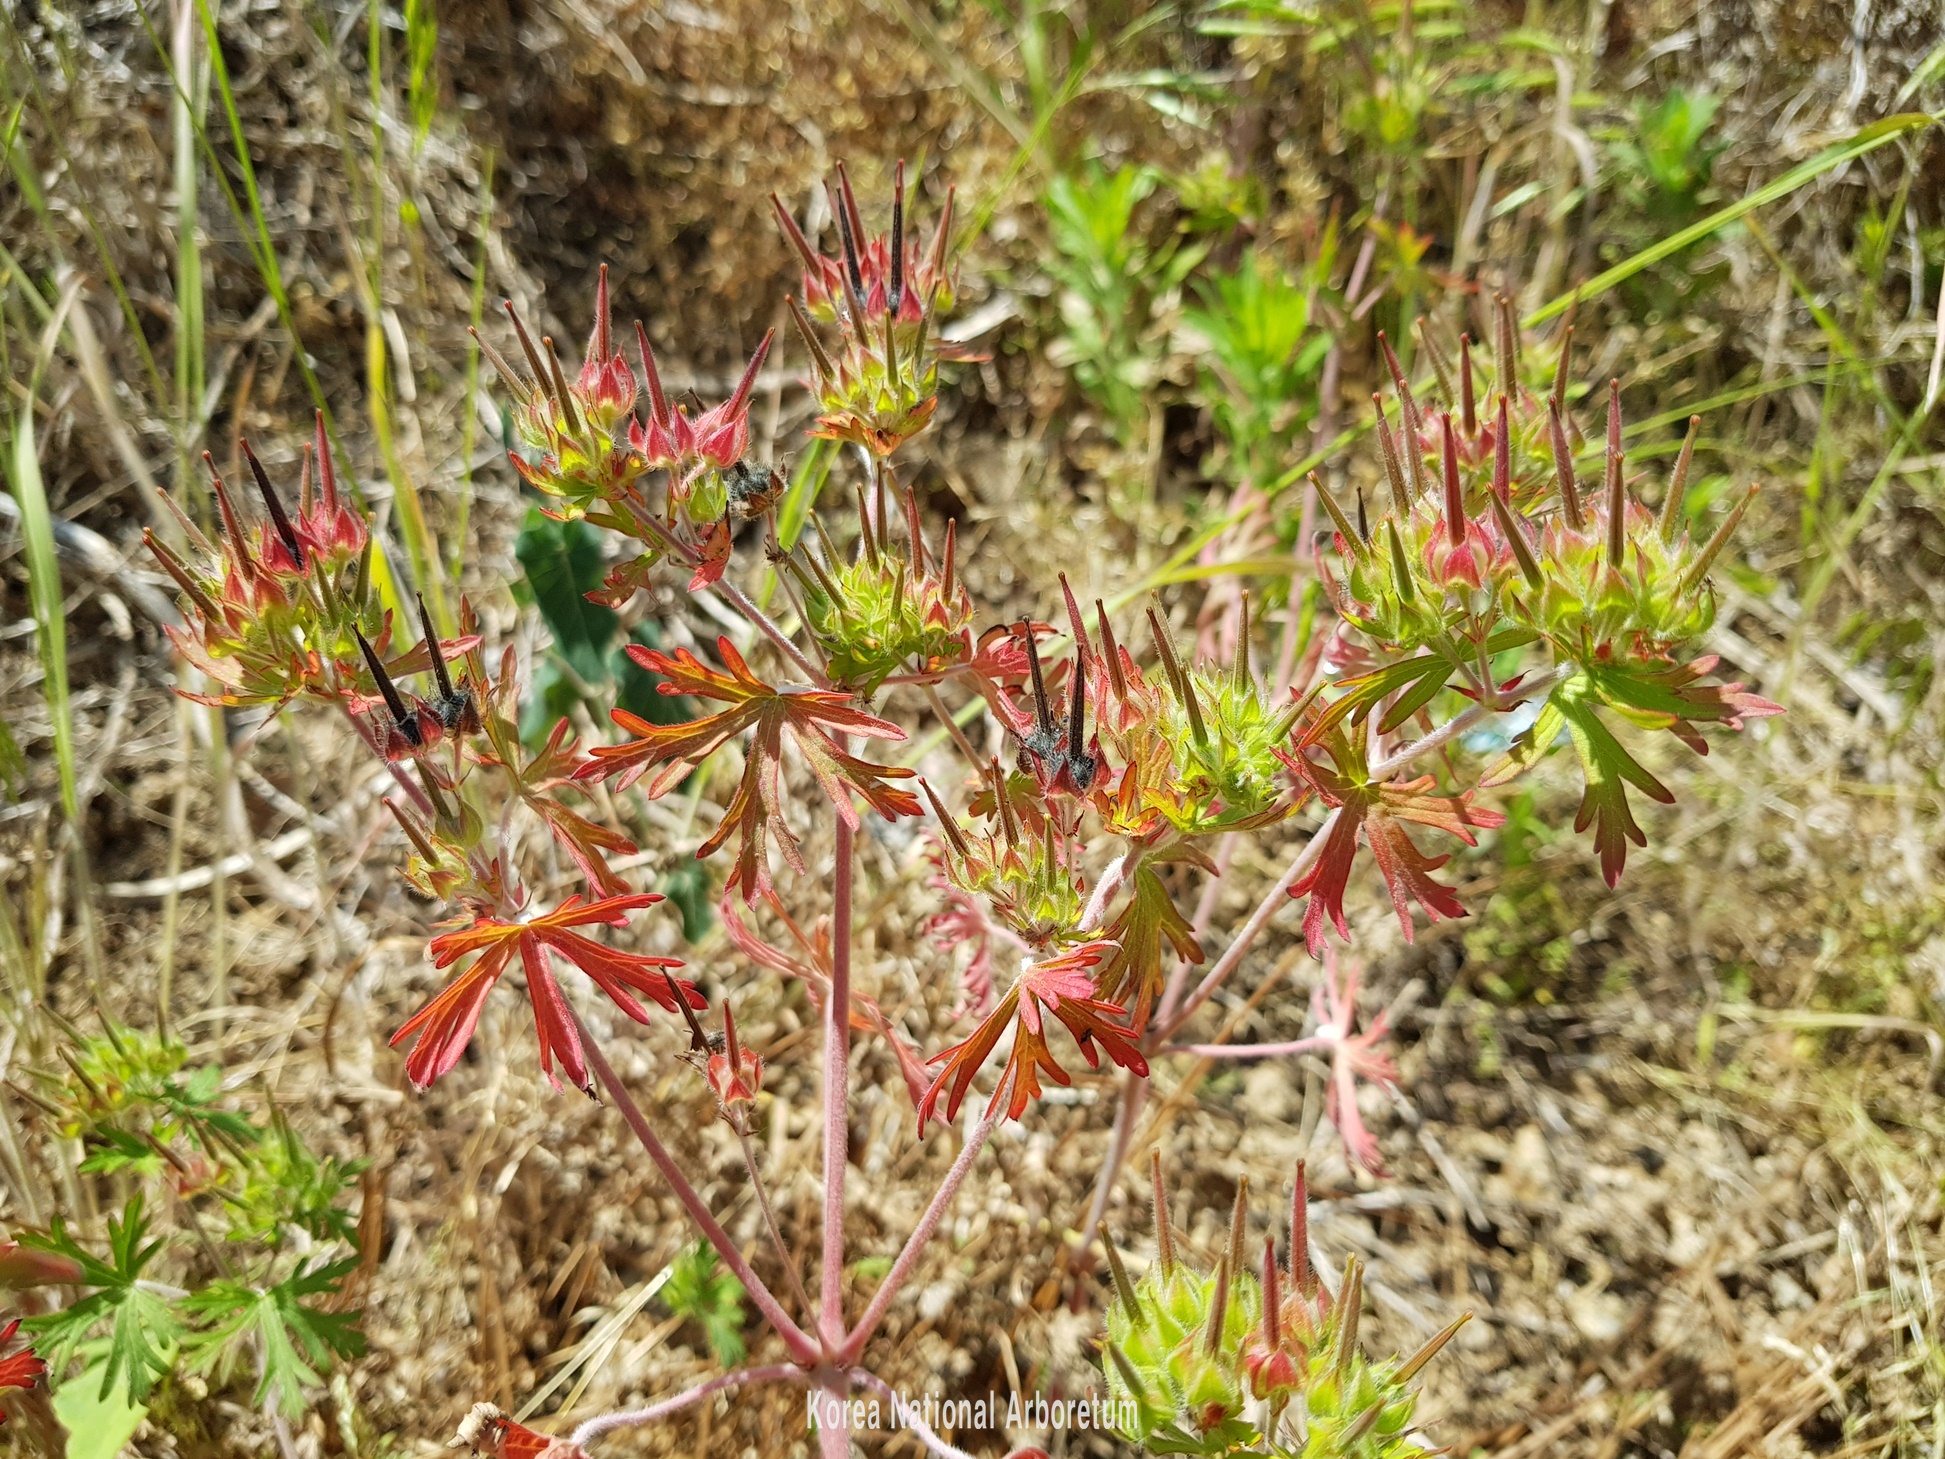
[
  {"xmin": 51, "ymin": 1355, "xmax": 148, "ymax": 1459},
  {"xmin": 182, "ymin": 1259, "xmax": 363, "ymax": 1420},
  {"xmin": 1526, "ymin": 112, "xmax": 1937, "ymax": 326},
  {"xmin": 514, "ymin": 508, "xmax": 621, "ymax": 686}
]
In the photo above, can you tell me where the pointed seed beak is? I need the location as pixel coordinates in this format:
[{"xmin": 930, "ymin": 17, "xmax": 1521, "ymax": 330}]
[
  {"xmin": 1604, "ymin": 378, "xmax": 1626, "ymax": 569},
  {"xmin": 635, "ymin": 320, "xmax": 672, "ymax": 428},
  {"xmin": 1023, "ymin": 623, "xmax": 1056, "ymax": 739},
  {"xmin": 504, "ymin": 300, "xmax": 550, "ymax": 399},
  {"xmin": 1150, "ymin": 1148, "xmax": 1176, "ymax": 1275},
  {"xmin": 1441, "ymin": 415, "xmax": 1466, "ymax": 545},
  {"xmin": 1414, "ymin": 315, "xmax": 1455, "ymax": 406},
  {"xmin": 588, "ymin": 262, "xmax": 612, "ymax": 366},
  {"xmin": 354, "ymin": 626, "xmax": 421, "ymax": 745},
  {"xmin": 1548, "ymin": 395, "xmax": 1584, "ymax": 529},
  {"xmin": 889, "ymin": 158, "xmax": 907, "ymax": 316},
  {"xmin": 417, "ymin": 592, "xmax": 455, "ymax": 702},
  {"xmin": 1105, "ymin": 1239, "xmax": 1144, "ymax": 1321},
  {"xmin": 1659, "ymin": 414, "xmax": 1701, "ymax": 544},
  {"xmin": 241, "ymin": 438, "xmax": 302, "ymax": 568},
  {"xmin": 1679, "ymin": 485, "xmax": 1757, "ymax": 596}
]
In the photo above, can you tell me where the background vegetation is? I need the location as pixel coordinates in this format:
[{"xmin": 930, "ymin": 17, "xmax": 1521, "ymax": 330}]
[{"xmin": 1, "ymin": 0, "xmax": 1942, "ymax": 1455}]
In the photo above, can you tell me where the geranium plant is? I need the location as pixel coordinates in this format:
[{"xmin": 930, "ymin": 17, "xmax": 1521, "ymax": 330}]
[{"xmin": 130, "ymin": 165, "xmax": 1775, "ymax": 1457}]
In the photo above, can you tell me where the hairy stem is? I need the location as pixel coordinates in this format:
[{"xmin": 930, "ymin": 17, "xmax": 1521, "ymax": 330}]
[
  {"xmin": 839, "ymin": 1097, "xmax": 1003, "ymax": 1363},
  {"xmin": 850, "ymin": 1369, "xmax": 980, "ymax": 1459},
  {"xmin": 711, "ymin": 574, "xmax": 831, "ymax": 688},
  {"xmin": 816, "ymin": 1369, "xmax": 853, "ymax": 1459},
  {"xmin": 1156, "ymin": 809, "xmax": 1338, "ymax": 1045},
  {"xmin": 569, "ymin": 1364, "xmax": 807, "ymax": 1444},
  {"xmin": 1075, "ymin": 1070, "xmax": 1148, "ymax": 1262},
  {"xmin": 1167, "ymin": 1034, "xmax": 1335, "ymax": 1059},
  {"xmin": 820, "ymin": 815, "xmax": 855, "ymax": 1347},
  {"xmin": 1078, "ymin": 850, "xmax": 1130, "ymax": 933},
  {"xmin": 1366, "ymin": 663, "xmax": 1571, "ymax": 781},
  {"xmin": 573, "ymin": 1010, "xmax": 821, "ymax": 1364},
  {"xmin": 737, "ymin": 1122, "xmax": 817, "ymax": 1325},
  {"xmin": 922, "ymin": 680, "xmax": 982, "ymax": 766}
]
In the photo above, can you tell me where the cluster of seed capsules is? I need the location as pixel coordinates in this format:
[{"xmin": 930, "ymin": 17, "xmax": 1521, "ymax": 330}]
[
  {"xmin": 1300, "ymin": 298, "xmax": 1779, "ymax": 888},
  {"xmin": 1314, "ymin": 299, "xmax": 1753, "ymax": 667},
  {"xmin": 1103, "ymin": 1159, "xmax": 1469, "ymax": 1457},
  {"xmin": 141, "ymin": 414, "xmax": 482, "ymax": 756}
]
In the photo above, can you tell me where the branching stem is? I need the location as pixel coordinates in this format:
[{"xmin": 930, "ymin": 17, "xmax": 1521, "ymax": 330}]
[
  {"xmin": 572, "ymin": 1009, "xmax": 821, "ymax": 1364},
  {"xmin": 568, "ymin": 1364, "xmax": 808, "ymax": 1444},
  {"xmin": 839, "ymin": 1097, "xmax": 1003, "ymax": 1363},
  {"xmin": 820, "ymin": 815, "xmax": 854, "ymax": 1347}
]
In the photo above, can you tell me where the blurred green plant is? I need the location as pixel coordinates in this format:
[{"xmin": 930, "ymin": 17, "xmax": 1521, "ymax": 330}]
[
  {"xmin": 659, "ymin": 1240, "xmax": 748, "ymax": 1367},
  {"xmin": 17, "ymin": 1020, "xmax": 365, "ymax": 1421},
  {"xmin": 510, "ymin": 508, "xmax": 707, "ymax": 932},
  {"xmin": 1201, "ymin": 0, "xmax": 1462, "ymax": 172},
  {"xmin": 1608, "ymin": 87, "xmax": 1724, "ymax": 217},
  {"xmin": 1044, "ymin": 163, "xmax": 1209, "ymax": 450},
  {"xmin": 1182, "ymin": 252, "xmax": 1333, "ymax": 490},
  {"xmin": 403, "ymin": 0, "xmax": 439, "ymax": 158},
  {"xmin": 512, "ymin": 508, "xmax": 689, "ymax": 749}
]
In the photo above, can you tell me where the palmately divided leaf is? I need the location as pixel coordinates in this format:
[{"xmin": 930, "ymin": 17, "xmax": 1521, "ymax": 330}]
[
  {"xmin": 577, "ymin": 636, "xmax": 920, "ymax": 900},
  {"xmin": 1281, "ymin": 720, "xmax": 1504, "ymax": 952},
  {"xmin": 918, "ymin": 942, "xmax": 1147, "ymax": 1133},
  {"xmin": 1483, "ymin": 664, "xmax": 1776, "ymax": 886},
  {"xmin": 1093, "ymin": 861, "xmax": 1206, "ymax": 1033},
  {"xmin": 182, "ymin": 1259, "xmax": 363, "ymax": 1419},
  {"xmin": 20, "ymin": 1198, "xmax": 180, "ymax": 1403}
]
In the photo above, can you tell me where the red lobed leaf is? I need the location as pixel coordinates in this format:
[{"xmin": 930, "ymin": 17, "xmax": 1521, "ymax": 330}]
[
  {"xmin": 393, "ymin": 894, "xmax": 699, "ymax": 1093},
  {"xmin": 918, "ymin": 942, "xmax": 1147, "ymax": 1134},
  {"xmin": 1281, "ymin": 721, "xmax": 1504, "ymax": 952},
  {"xmin": 577, "ymin": 637, "xmax": 920, "ymax": 900}
]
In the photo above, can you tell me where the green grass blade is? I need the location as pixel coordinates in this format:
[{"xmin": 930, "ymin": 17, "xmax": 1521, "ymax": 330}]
[
  {"xmin": 1524, "ymin": 112, "xmax": 1937, "ymax": 327},
  {"xmin": 6, "ymin": 354, "xmax": 101, "ymax": 984},
  {"xmin": 404, "ymin": 0, "xmax": 439, "ymax": 156},
  {"xmin": 350, "ymin": 0, "xmax": 444, "ymax": 623},
  {"xmin": 186, "ymin": 1, "xmax": 340, "ymax": 449},
  {"xmin": 777, "ymin": 435, "xmax": 836, "ymax": 551},
  {"xmin": 171, "ymin": 0, "xmax": 207, "ymax": 503},
  {"xmin": 0, "ymin": 57, "xmax": 170, "ymax": 411},
  {"xmin": 451, "ymin": 147, "xmax": 495, "ymax": 583}
]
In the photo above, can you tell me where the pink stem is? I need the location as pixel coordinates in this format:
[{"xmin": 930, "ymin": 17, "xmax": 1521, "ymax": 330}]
[
  {"xmin": 573, "ymin": 1010, "xmax": 821, "ymax": 1365},
  {"xmin": 850, "ymin": 1369, "xmax": 980, "ymax": 1459},
  {"xmin": 838, "ymin": 1097, "xmax": 1003, "ymax": 1363},
  {"xmin": 1152, "ymin": 833, "xmax": 1240, "ymax": 1049},
  {"xmin": 1077, "ymin": 1069, "xmax": 1148, "ymax": 1253},
  {"xmin": 816, "ymin": 1371, "xmax": 853, "ymax": 1459},
  {"xmin": 1366, "ymin": 664, "xmax": 1570, "ymax": 781},
  {"xmin": 1155, "ymin": 809, "xmax": 1339, "ymax": 1045},
  {"xmin": 711, "ymin": 575, "xmax": 831, "ymax": 688},
  {"xmin": 1078, "ymin": 851, "xmax": 1130, "ymax": 933},
  {"xmin": 569, "ymin": 1364, "xmax": 807, "ymax": 1444},
  {"xmin": 1167, "ymin": 1035, "xmax": 1335, "ymax": 1059},
  {"xmin": 820, "ymin": 815, "xmax": 854, "ymax": 1348},
  {"xmin": 336, "ymin": 700, "xmax": 434, "ymax": 816}
]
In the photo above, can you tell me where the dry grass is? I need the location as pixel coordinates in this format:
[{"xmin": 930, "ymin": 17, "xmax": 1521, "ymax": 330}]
[{"xmin": 0, "ymin": 1, "xmax": 1942, "ymax": 1457}]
